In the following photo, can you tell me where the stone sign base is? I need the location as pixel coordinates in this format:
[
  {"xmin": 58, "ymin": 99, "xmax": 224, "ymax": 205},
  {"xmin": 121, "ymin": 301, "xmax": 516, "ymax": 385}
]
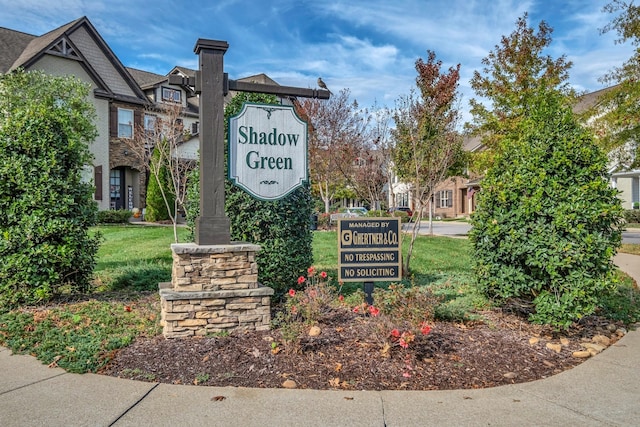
[{"xmin": 160, "ymin": 243, "xmax": 274, "ymax": 338}]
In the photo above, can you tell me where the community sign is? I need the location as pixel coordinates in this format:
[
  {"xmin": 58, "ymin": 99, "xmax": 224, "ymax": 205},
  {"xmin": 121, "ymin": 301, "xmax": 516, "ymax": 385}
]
[
  {"xmin": 228, "ymin": 103, "xmax": 308, "ymax": 201},
  {"xmin": 338, "ymin": 218, "xmax": 402, "ymax": 282}
]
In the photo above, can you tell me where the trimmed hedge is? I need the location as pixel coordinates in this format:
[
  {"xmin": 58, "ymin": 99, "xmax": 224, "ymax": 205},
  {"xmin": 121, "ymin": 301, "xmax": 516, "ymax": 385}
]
[
  {"xmin": 623, "ymin": 209, "xmax": 640, "ymax": 224},
  {"xmin": 97, "ymin": 209, "xmax": 131, "ymax": 224}
]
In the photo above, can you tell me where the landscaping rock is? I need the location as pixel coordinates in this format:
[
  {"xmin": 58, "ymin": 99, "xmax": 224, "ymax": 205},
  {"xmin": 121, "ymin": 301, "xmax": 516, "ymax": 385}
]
[
  {"xmin": 582, "ymin": 343, "xmax": 606, "ymax": 355},
  {"xmin": 309, "ymin": 326, "xmax": 322, "ymax": 337},
  {"xmin": 546, "ymin": 343, "xmax": 562, "ymax": 353},
  {"xmin": 592, "ymin": 334, "xmax": 611, "ymax": 346},
  {"xmin": 572, "ymin": 351, "xmax": 591, "ymax": 359}
]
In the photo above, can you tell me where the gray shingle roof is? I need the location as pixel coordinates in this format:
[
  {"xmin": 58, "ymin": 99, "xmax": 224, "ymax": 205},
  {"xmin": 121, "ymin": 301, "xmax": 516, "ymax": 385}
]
[
  {"xmin": 0, "ymin": 27, "xmax": 36, "ymax": 73},
  {"xmin": 127, "ymin": 67, "xmax": 167, "ymax": 89}
]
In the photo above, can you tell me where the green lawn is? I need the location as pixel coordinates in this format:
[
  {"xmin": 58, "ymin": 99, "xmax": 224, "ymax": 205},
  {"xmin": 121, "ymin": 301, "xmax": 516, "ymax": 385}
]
[
  {"xmin": 92, "ymin": 225, "xmax": 189, "ymax": 293},
  {"xmin": 1, "ymin": 225, "xmax": 637, "ymax": 375}
]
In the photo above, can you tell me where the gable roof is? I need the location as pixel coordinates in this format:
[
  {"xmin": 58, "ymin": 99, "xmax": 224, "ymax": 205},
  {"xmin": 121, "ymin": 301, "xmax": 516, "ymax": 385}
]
[
  {"xmin": 0, "ymin": 17, "xmax": 147, "ymax": 105},
  {"xmin": 7, "ymin": 18, "xmax": 81, "ymax": 72}
]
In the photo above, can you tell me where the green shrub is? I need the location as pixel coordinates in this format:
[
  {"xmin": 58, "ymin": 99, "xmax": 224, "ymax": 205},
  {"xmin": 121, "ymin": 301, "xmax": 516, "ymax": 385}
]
[
  {"xmin": 145, "ymin": 147, "xmax": 174, "ymax": 222},
  {"xmin": 97, "ymin": 209, "xmax": 131, "ymax": 224},
  {"xmin": 186, "ymin": 92, "xmax": 313, "ymax": 296},
  {"xmin": 470, "ymin": 92, "xmax": 624, "ymax": 329},
  {"xmin": 623, "ymin": 209, "xmax": 640, "ymax": 224},
  {"xmin": 390, "ymin": 211, "xmax": 410, "ymax": 222},
  {"xmin": 0, "ymin": 71, "xmax": 100, "ymax": 309},
  {"xmin": 367, "ymin": 209, "xmax": 386, "ymax": 217},
  {"xmin": 316, "ymin": 213, "xmax": 331, "ymax": 230},
  {"xmin": 596, "ymin": 272, "xmax": 640, "ymax": 324}
]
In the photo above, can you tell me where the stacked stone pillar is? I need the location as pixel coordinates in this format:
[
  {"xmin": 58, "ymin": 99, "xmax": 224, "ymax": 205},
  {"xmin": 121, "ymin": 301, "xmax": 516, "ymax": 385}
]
[{"xmin": 160, "ymin": 243, "xmax": 273, "ymax": 338}]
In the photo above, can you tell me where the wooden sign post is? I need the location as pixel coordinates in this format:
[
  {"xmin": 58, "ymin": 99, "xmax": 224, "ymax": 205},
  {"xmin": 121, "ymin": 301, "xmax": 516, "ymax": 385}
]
[
  {"xmin": 171, "ymin": 38, "xmax": 330, "ymax": 245},
  {"xmin": 160, "ymin": 39, "xmax": 330, "ymax": 338}
]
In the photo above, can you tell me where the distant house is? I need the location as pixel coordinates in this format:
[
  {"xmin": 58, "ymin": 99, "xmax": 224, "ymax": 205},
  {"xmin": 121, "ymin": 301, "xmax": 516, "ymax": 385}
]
[
  {"xmin": 387, "ymin": 135, "xmax": 482, "ymax": 219},
  {"xmin": 573, "ymin": 86, "xmax": 639, "ymax": 210}
]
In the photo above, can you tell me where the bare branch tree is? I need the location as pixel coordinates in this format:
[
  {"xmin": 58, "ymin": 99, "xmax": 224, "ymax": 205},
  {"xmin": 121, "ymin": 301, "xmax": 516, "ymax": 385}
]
[
  {"xmin": 124, "ymin": 103, "xmax": 197, "ymax": 242},
  {"xmin": 295, "ymin": 89, "xmax": 369, "ymax": 213}
]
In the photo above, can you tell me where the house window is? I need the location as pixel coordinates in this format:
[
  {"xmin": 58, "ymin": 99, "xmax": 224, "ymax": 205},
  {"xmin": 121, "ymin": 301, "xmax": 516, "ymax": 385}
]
[
  {"xmin": 118, "ymin": 108, "xmax": 133, "ymax": 138},
  {"xmin": 162, "ymin": 86, "xmax": 182, "ymax": 103},
  {"xmin": 144, "ymin": 114, "xmax": 156, "ymax": 134},
  {"xmin": 436, "ymin": 190, "xmax": 453, "ymax": 208},
  {"xmin": 396, "ymin": 193, "xmax": 409, "ymax": 207}
]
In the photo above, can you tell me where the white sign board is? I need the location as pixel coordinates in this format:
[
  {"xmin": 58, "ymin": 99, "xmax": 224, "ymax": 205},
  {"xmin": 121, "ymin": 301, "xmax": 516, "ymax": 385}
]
[{"xmin": 228, "ymin": 103, "xmax": 308, "ymax": 201}]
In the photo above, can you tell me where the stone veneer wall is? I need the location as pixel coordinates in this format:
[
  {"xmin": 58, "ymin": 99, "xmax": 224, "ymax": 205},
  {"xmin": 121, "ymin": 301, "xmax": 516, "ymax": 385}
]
[{"xmin": 160, "ymin": 243, "xmax": 274, "ymax": 338}]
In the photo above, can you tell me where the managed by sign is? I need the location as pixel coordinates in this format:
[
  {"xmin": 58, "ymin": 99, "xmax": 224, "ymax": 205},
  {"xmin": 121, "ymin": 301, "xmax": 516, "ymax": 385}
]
[
  {"xmin": 338, "ymin": 218, "xmax": 402, "ymax": 282},
  {"xmin": 228, "ymin": 103, "xmax": 308, "ymax": 201}
]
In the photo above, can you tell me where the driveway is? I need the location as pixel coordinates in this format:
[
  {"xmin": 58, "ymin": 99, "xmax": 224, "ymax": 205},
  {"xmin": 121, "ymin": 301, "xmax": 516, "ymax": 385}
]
[{"xmin": 411, "ymin": 220, "xmax": 640, "ymax": 244}]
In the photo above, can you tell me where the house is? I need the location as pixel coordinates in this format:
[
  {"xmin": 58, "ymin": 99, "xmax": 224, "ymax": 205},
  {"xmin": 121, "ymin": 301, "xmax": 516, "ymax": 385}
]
[
  {"xmin": 387, "ymin": 134, "xmax": 482, "ymax": 219},
  {"xmin": 0, "ymin": 17, "xmax": 153, "ymax": 211},
  {"xmin": 1, "ymin": 17, "xmax": 291, "ymax": 213},
  {"xmin": 573, "ymin": 86, "xmax": 639, "ymax": 210}
]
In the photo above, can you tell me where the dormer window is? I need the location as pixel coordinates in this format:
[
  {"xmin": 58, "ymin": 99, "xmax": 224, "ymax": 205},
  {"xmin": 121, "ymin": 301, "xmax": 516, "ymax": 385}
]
[{"xmin": 162, "ymin": 86, "xmax": 182, "ymax": 103}]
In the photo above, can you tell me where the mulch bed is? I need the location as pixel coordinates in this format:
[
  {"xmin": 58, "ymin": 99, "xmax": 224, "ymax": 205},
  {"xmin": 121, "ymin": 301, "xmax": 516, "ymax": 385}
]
[{"xmin": 100, "ymin": 308, "xmax": 624, "ymax": 390}]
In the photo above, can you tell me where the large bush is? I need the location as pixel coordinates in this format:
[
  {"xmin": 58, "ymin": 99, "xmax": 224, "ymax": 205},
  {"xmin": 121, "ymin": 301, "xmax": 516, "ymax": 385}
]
[
  {"xmin": 470, "ymin": 92, "xmax": 624, "ymax": 328},
  {"xmin": 186, "ymin": 92, "xmax": 313, "ymax": 295},
  {"xmin": 0, "ymin": 71, "xmax": 100, "ymax": 309}
]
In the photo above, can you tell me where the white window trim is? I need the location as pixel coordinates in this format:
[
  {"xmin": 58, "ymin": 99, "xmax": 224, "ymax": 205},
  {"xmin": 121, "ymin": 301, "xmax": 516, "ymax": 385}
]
[{"xmin": 118, "ymin": 108, "xmax": 134, "ymax": 139}]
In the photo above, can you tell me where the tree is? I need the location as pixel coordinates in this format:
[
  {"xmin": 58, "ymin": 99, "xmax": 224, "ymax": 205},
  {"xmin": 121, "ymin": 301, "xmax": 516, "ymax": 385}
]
[
  {"xmin": 469, "ymin": 90, "xmax": 624, "ymax": 328},
  {"xmin": 295, "ymin": 89, "xmax": 370, "ymax": 213},
  {"xmin": 352, "ymin": 104, "xmax": 394, "ymax": 211},
  {"xmin": 584, "ymin": 0, "xmax": 640, "ymax": 168},
  {"xmin": 186, "ymin": 92, "xmax": 313, "ymax": 295},
  {"xmin": 144, "ymin": 146, "xmax": 175, "ymax": 222},
  {"xmin": 126, "ymin": 103, "xmax": 195, "ymax": 242},
  {"xmin": 0, "ymin": 70, "xmax": 101, "ymax": 309},
  {"xmin": 467, "ymin": 13, "xmax": 575, "ymax": 171},
  {"xmin": 392, "ymin": 51, "xmax": 463, "ymax": 273}
]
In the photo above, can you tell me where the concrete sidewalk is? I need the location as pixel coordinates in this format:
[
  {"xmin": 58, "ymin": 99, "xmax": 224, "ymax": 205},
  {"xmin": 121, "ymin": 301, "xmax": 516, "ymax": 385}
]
[
  {"xmin": 1, "ymin": 254, "xmax": 639, "ymax": 426},
  {"xmin": 2, "ymin": 331, "xmax": 639, "ymax": 426}
]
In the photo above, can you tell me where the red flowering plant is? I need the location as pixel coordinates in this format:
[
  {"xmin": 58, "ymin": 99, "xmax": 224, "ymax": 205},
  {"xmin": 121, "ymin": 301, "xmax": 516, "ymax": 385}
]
[
  {"xmin": 272, "ymin": 266, "xmax": 336, "ymax": 345},
  {"xmin": 360, "ymin": 283, "xmax": 439, "ymax": 371}
]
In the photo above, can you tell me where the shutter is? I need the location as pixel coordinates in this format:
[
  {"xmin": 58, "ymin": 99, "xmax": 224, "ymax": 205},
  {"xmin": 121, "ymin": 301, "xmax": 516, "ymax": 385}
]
[
  {"xmin": 110, "ymin": 106, "xmax": 118, "ymax": 138},
  {"xmin": 447, "ymin": 190, "xmax": 453, "ymax": 208},
  {"xmin": 94, "ymin": 165, "xmax": 103, "ymax": 200},
  {"xmin": 435, "ymin": 191, "xmax": 441, "ymax": 208},
  {"xmin": 134, "ymin": 109, "xmax": 143, "ymax": 138}
]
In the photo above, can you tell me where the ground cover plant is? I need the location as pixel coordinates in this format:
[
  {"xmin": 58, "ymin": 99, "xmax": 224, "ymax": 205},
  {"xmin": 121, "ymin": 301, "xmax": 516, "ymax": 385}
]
[{"xmin": 0, "ymin": 226, "xmax": 638, "ymax": 389}]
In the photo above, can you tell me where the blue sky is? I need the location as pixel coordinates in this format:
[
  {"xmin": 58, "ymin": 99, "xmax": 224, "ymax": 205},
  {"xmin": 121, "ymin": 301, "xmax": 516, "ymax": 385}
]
[{"xmin": 0, "ymin": 0, "xmax": 634, "ymax": 124}]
